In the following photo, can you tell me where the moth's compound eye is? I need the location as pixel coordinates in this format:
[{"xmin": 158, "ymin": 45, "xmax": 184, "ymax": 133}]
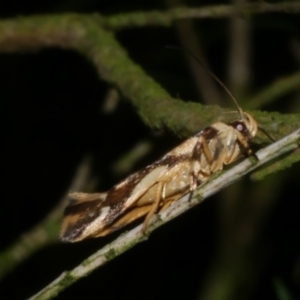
[{"xmin": 236, "ymin": 123, "xmax": 245, "ymax": 132}]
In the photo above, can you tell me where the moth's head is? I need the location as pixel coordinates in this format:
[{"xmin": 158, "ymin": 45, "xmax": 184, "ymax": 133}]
[
  {"xmin": 241, "ymin": 112, "xmax": 258, "ymax": 138},
  {"xmin": 223, "ymin": 110, "xmax": 258, "ymax": 139},
  {"xmin": 227, "ymin": 111, "xmax": 258, "ymax": 141}
]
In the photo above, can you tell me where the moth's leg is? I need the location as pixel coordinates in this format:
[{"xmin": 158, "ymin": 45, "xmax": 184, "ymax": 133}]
[
  {"xmin": 235, "ymin": 131, "xmax": 253, "ymax": 156},
  {"xmin": 198, "ymin": 135, "xmax": 214, "ymax": 165},
  {"xmin": 210, "ymin": 136, "xmax": 232, "ymax": 171},
  {"xmin": 142, "ymin": 181, "xmax": 164, "ymax": 232},
  {"xmin": 221, "ymin": 130, "xmax": 258, "ymax": 166},
  {"xmin": 190, "ymin": 135, "xmax": 213, "ymax": 192},
  {"xmin": 187, "ymin": 135, "xmax": 213, "ymax": 202},
  {"xmin": 221, "ymin": 130, "xmax": 239, "ymax": 165},
  {"xmin": 160, "ymin": 200, "xmax": 172, "ymax": 212},
  {"xmin": 234, "ymin": 131, "xmax": 260, "ymax": 163}
]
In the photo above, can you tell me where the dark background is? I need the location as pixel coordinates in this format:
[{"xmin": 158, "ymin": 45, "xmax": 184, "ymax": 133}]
[{"xmin": 0, "ymin": 1, "xmax": 300, "ymax": 299}]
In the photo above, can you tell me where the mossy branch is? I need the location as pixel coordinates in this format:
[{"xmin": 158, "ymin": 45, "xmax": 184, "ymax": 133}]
[
  {"xmin": 29, "ymin": 128, "xmax": 300, "ymax": 300},
  {"xmin": 0, "ymin": 13, "xmax": 299, "ymax": 140}
]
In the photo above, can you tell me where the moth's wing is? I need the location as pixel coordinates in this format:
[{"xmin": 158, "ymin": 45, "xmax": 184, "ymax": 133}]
[
  {"xmin": 60, "ymin": 192, "xmax": 108, "ymax": 242},
  {"xmin": 61, "ymin": 136, "xmax": 200, "ymax": 241}
]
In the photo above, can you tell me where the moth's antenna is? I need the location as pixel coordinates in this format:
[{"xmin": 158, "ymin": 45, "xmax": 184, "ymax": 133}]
[
  {"xmin": 258, "ymin": 126, "xmax": 275, "ymax": 142},
  {"xmin": 166, "ymin": 45, "xmax": 245, "ymax": 119}
]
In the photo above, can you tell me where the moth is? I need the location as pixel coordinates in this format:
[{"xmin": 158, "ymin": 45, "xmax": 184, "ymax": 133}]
[{"xmin": 60, "ymin": 106, "xmax": 258, "ymax": 242}]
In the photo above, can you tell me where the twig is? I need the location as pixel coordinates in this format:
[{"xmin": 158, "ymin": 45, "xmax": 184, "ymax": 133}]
[
  {"xmin": 227, "ymin": 0, "xmax": 252, "ymax": 98},
  {"xmin": 101, "ymin": 2, "xmax": 300, "ymax": 30},
  {"xmin": 0, "ymin": 14, "xmax": 299, "ymax": 138},
  {"xmin": 247, "ymin": 71, "xmax": 300, "ymax": 109},
  {"xmin": 163, "ymin": 0, "xmax": 223, "ymax": 105},
  {"xmin": 28, "ymin": 128, "xmax": 300, "ymax": 300}
]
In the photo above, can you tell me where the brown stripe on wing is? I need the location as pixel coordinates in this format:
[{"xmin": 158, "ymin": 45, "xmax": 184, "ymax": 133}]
[
  {"xmin": 61, "ymin": 194, "xmax": 106, "ymax": 242},
  {"xmin": 63, "ymin": 198, "xmax": 103, "ymax": 216},
  {"xmin": 163, "ymin": 153, "xmax": 190, "ymax": 168},
  {"xmin": 196, "ymin": 126, "xmax": 218, "ymax": 140}
]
